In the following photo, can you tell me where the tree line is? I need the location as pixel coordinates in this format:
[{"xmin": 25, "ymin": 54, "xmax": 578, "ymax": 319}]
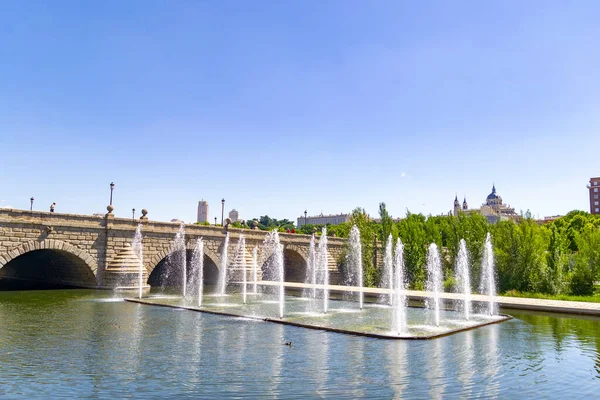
[
  {"xmin": 325, "ymin": 205, "xmax": 600, "ymax": 296},
  {"xmin": 198, "ymin": 205, "xmax": 600, "ymax": 296}
]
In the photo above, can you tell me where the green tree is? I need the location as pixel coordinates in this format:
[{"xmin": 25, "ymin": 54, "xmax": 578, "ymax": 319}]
[
  {"xmin": 378, "ymin": 202, "xmax": 397, "ymax": 242},
  {"xmin": 299, "ymin": 224, "xmax": 315, "ymax": 235},
  {"xmin": 397, "ymin": 212, "xmax": 428, "ymax": 290},
  {"xmin": 543, "ymin": 224, "xmax": 569, "ymax": 294},
  {"xmin": 327, "ymin": 222, "xmax": 351, "ymax": 238},
  {"xmin": 492, "ymin": 218, "xmax": 548, "ymax": 293},
  {"xmin": 348, "ymin": 208, "xmax": 378, "ymax": 287},
  {"xmin": 570, "ymin": 224, "xmax": 600, "ymax": 295}
]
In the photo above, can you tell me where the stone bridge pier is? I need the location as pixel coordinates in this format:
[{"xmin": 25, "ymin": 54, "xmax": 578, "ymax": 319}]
[{"xmin": 0, "ymin": 209, "xmax": 347, "ymax": 291}]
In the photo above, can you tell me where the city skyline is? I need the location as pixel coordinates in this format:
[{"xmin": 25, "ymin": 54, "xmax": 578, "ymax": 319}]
[
  {"xmin": 0, "ymin": 180, "xmax": 592, "ymax": 223},
  {"xmin": 2, "ymin": 1, "xmax": 599, "ymax": 222}
]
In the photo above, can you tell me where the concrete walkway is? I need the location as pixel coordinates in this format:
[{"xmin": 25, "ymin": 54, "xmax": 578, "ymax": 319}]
[{"xmin": 254, "ymin": 281, "xmax": 600, "ymax": 316}]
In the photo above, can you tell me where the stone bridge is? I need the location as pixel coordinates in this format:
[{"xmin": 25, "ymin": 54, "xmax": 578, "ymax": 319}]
[{"xmin": 0, "ymin": 209, "xmax": 347, "ymax": 290}]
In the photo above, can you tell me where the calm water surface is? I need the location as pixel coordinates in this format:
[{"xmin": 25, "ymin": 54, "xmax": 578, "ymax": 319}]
[{"xmin": 0, "ymin": 290, "xmax": 599, "ymax": 399}]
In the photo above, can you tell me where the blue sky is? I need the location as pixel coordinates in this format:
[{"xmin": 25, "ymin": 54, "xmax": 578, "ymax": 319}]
[{"xmin": 1, "ymin": 1, "xmax": 599, "ymax": 223}]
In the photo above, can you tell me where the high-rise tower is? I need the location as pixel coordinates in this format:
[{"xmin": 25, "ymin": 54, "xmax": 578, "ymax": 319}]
[
  {"xmin": 589, "ymin": 177, "xmax": 600, "ymax": 215},
  {"xmin": 228, "ymin": 209, "xmax": 239, "ymax": 222},
  {"xmin": 197, "ymin": 200, "xmax": 209, "ymax": 223}
]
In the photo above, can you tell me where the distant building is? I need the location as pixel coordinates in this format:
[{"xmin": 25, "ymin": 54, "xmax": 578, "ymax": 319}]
[
  {"xmin": 453, "ymin": 184, "xmax": 519, "ymax": 223},
  {"xmin": 228, "ymin": 209, "xmax": 239, "ymax": 222},
  {"xmin": 197, "ymin": 200, "xmax": 209, "ymax": 223},
  {"xmin": 370, "ymin": 217, "xmax": 403, "ymax": 223},
  {"xmin": 297, "ymin": 213, "xmax": 350, "ymax": 228},
  {"xmin": 541, "ymin": 215, "xmax": 563, "ymax": 224},
  {"xmin": 589, "ymin": 177, "xmax": 600, "ymax": 215}
]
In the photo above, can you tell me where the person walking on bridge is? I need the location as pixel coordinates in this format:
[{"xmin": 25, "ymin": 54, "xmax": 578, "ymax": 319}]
[{"xmin": 50, "ymin": 202, "xmax": 55, "ymax": 212}]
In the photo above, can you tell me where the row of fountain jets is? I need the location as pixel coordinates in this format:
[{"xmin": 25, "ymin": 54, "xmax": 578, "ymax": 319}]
[{"xmin": 130, "ymin": 224, "xmax": 497, "ymax": 330}]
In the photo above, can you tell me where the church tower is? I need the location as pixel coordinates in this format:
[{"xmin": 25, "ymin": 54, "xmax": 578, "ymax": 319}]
[
  {"xmin": 463, "ymin": 196, "xmax": 468, "ymax": 211},
  {"xmin": 453, "ymin": 195, "xmax": 460, "ymax": 217}
]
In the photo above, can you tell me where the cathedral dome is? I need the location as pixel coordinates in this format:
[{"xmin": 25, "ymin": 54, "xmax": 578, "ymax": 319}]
[{"xmin": 487, "ymin": 185, "xmax": 499, "ymax": 200}]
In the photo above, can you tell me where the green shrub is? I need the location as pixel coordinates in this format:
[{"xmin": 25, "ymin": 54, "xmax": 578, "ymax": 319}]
[{"xmin": 569, "ymin": 264, "xmax": 595, "ymax": 296}]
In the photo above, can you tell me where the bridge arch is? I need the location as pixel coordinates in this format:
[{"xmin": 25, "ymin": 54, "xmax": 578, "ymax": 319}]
[
  {"xmin": 259, "ymin": 244, "xmax": 311, "ymax": 283},
  {"xmin": 0, "ymin": 240, "xmax": 98, "ymax": 289},
  {"xmin": 146, "ymin": 244, "xmax": 220, "ymax": 289}
]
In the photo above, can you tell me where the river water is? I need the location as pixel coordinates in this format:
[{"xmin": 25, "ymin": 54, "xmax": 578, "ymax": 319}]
[{"xmin": 0, "ymin": 290, "xmax": 598, "ymax": 398}]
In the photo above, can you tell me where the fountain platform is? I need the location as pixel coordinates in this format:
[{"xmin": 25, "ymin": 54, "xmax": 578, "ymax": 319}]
[
  {"xmin": 245, "ymin": 282, "xmax": 600, "ymax": 316},
  {"xmin": 126, "ymin": 289, "xmax": 511, "ymax": 340}
]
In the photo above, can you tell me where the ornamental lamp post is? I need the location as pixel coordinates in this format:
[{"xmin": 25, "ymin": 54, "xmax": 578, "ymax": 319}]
[
  {"xmin": 304, "ymin": 209, "xmax": 307, "ymax": 227},
  {"xmin": 214, "ymin": 217, "xmax": 217, "ymax": 226},
  {"xmin": 109, "ymin": 182, "xmax": 115, "ymax": 206},
  {"xmin": 221, "ymin": 198, "xmax": 225, "ymax": 226},
  {"xmin": 132, "ymin": 208, "xmax": 135, "ymax": 220},
  {"xmin": 30, "ymin": 197, "xmax": 34, "ymax": 211}
]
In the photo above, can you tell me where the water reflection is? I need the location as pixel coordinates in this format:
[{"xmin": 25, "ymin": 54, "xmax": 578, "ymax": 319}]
[
  {"xmin": 268, "ymin": 324, "xmax": 284, "ymax": 396},
  {"xmin": 1, "ymin": 291, "xmax": 600, "ymax": 399},
  {"xmin": 457, "ymin": 330, "xmax": 475, "ymax": 399},
  {"xmin": 385, "ymin": 341, "xmax": 407, "ymax": 399},
  {"xmin": 426, "ymin": 335, "xmax": 445, "ymax": 399},
  {"xmin": 483, "ymin": 324, "xmax": 500, "ymax": 399},
  {"xmin": 348, "ymin": 336, "xmax": 366, "ymax": 398},
  {"xmin": 306, "ymin": 331, "xmax": 330, "ymax": 397},
  {"xmin": 187, "ymin": 314, "xmax": 203, "ymax": 386}
]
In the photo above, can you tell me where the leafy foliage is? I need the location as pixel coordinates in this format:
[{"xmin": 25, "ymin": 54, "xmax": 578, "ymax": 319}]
[
  {"xmin": 246, "ymin": 215, "xmax": 295, "ymax": 231},
  {"xmin": 315, "ymin": 207, "xmax": 600, "ymax": 296}
]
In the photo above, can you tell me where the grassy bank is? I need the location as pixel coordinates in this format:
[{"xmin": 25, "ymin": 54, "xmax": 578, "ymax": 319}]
[{"xmin": 501, "ymin": 290, "xmax": 600, "ymax": 303}]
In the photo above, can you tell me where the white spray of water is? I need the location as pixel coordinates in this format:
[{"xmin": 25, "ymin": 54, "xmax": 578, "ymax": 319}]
[
  {"xmin": 318, "ymin": 227, "xmax": 329, "ymax": 313},
  {"xmin": 425, "ymin": 243, "xmax": 443, "ymax": 327},
  {"xmin": 132, "ymin": 224, "xmax": 144, "ymax": 299},
  {"xmin": 456, "ymin": 239, "xmax": 472, "ymax": 320},
  {"xmin": 216, "ymin": 232, "xmax": 230, "ymax": 296},
  {"xmin": 347, "ymin": 225, "xmax": 363, "ymax": 309},
  {"xmin": 480, "ymin": 233, "xmax": 496, "ymax": 316},
  {"xmin": 252, "ymin": 247, "xmax": 258, "ymax": 294},
  {"xmin": 190, "ymin": 238, "xmax": 204, "ymax": 307},
  {"xmin": 392, "ymin": 238, "xmax": 407, "ymax": 334},
  {"xmin": 382, "ymin": 234, "xmax": 394, "ymax": 305},
  {"xmin": 234, "ymin": 235, "xmax": 247, "ymax": 304}
]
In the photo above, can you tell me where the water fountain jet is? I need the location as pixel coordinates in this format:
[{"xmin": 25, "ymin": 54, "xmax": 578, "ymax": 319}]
[
  {"xmin": 392, "ymin": 238, "xmax": 407, "ymax": 334},
  {"xmin": 426, "ymin": 243, "xmax": 443, "ymax": 327},
  {"xmin": 132, "ymin": 224, "xmax": 144, "ymax": 299},
  {"xmin": 480, "ymin": 233, "xmax": 496, "ymax": 316},
  {"xmin": 252, "ymin": 247, "xmax": 258, "ymax": 294},
  {"xmin": 318, "ymin": 227, "xmax": 329, "ymax": 313},
  {"xmin": 190, "ymin": 238, "xmax": 204, "ymax": 307},
  {"xmin": 234, "ymin": 235, "xmax": 248, "ymax": 304},
  {"xmin": 216, "ymin": 232, "xmax": 230, "ymax": 296},
  {"xmin": 455, "ymin": 239, "xmax": 472, "ymax": 320},
  {"xmin": 382, "ymin": 234, "xmax": 393, "ymax": 305},
  {"xmin": 347, "ymin": 225, "xmax": 363, "ymax": 309},
  {"xmin": 263, "ymin": 231, "xmax": 285, "ymax": 318},
  {"xmin": 303, "ymin": 234, "xmax": 317, "ymax": 299}
]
